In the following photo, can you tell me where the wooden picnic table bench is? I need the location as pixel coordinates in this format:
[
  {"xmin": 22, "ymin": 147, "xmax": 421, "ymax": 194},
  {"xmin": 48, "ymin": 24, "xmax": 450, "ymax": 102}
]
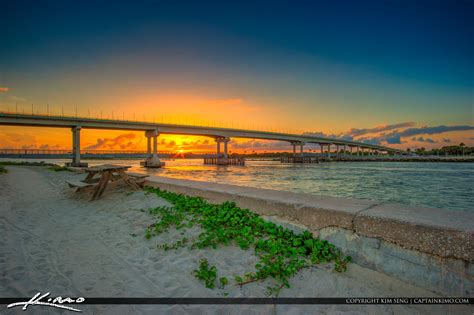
[
  {"xmin": 68, "ymin": 164, "xmax": 144, "ymax": 200},
  {"xmin": 125, "ymin": 172, "xmax": 149, "ymax": 179},
  {"xmin": 66, "ymin": 180, "xmax": 94, "ymax": 189},
  {"xmin": 125, "ymin": 172, "xmax": 149, "ymax": 187}
]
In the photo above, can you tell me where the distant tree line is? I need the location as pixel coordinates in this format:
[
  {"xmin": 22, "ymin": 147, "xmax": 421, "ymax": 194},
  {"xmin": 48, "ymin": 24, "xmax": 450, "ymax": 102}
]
[
  {"xmin": 410, "ymin": 143, "xmax": 473, "ymax": 156},
  {"xmin": 227, "ymin": 143, "xmax": 474, "ymax": 157}
]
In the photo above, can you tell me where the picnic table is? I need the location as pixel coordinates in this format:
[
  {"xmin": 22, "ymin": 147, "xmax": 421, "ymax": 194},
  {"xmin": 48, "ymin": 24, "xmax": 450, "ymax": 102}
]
[{"xmin": 67, "ymin": 164, "xmax": 148, "ymax": 200}]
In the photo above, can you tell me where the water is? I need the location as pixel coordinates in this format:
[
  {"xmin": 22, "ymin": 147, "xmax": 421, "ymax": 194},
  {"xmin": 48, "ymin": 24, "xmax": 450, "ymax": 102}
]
[{"xmin": 2, "ymin": 158, "xmax": 473, "ymax": 212}]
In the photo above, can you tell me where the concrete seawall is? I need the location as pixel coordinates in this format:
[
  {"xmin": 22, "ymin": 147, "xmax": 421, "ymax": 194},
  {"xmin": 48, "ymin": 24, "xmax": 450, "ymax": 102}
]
[{"xmin": 145, "ymin": 176, "xmax": 473, "ymax": 296}]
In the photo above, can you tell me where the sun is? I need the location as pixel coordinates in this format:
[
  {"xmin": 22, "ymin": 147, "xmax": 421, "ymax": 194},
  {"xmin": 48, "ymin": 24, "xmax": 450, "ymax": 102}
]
[{"xmin": 173, "ymin": 148, "xmax": 186, "ymax": 159}]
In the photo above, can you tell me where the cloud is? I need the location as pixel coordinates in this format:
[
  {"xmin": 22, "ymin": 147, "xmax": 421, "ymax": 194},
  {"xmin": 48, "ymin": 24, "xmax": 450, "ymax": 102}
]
[
  {"xmin": 360, "ymin": 138, "xmax": 382, "ymax": 145},
  {"xmin": 181, "ymin": 139, "xmax": 210, "ymax": 147},
  {"xmin": 339, "ymin": 135, "xmax": 354, "ymax": 141},
  {"xmin": 412, "ymin": 137, "xmax": 436, "ymax": 143},
  {"xmin": 0, "ymin": 132, "xmax": 37, "ymax": 148},
  {"xmin": 392, "ymin": 125, "xmax": 474, "ymax": 137},
  {"xmin": 303, "ymin": 131, "xmax": 346, "ymax": 140},
  {"xmin": 303, "ymin": 132, "xmax": 328, "ymax": 137},
  {"xmin": 155, "ymin": 138, "xmax": 214, "ymax": 151},
  {"xmin": 385, "ymin": 135, "xmax": 402, "ymax": 144},
  {"xmin": 0, "ymin": 133, "xmax": 61, "ymax": 150},
  {"xmin": 347, "ymin": 122, "xmax": 415, "ymax": 137},
  {"xmin": 39, "ymin": 144, "xmax": 62, "ymax": 149},
  {"xmin": 370, "ymin": 125, "xmax": 474, "ymax": 144},
  {"xmin": 305, "ymin": 130, "xmax": 376, "ymax": 143},
  {"xmin": 229, "ymin": 139, "xmax": 325, "ymax": 152},
  {"xmin": 230, "ymin": 139, "xmax": 290, "ymax": 150},
  {"xmin": 0, "ymin": 87, "xmax": 10, "ymax": 92},
  {"xmin": 304, "ymin": 122, "xmax": 415, "ymax": 143},
  {"xmin": 351, "ymin": 124, "xmax": 474, "ymax": 145},
  {"xmin": 84, "ymin": 133, "xmax": 142, "ymax": 150},
  {"xmin": 164, "ymin": 140, "xmax": 177, "ymax": 148},
  {"xmin": 442, "ymin": 138, "xmax": 451, "ymax": 143}
]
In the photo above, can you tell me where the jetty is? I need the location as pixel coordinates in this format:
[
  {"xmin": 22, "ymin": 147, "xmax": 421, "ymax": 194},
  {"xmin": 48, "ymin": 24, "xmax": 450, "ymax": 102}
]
[
  {"xmin": 204, "ymin": 156, "xmax": 245, "ymax": 165},
  {"xmin": 280, "ymin": 156, "xmax": 319, "ymax": 163}
]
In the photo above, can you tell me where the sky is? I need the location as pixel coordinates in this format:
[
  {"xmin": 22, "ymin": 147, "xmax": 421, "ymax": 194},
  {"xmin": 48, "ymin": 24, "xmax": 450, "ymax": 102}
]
[{"xmin": 0, "ymin": 0, "xmax": 473, "ymax": 152}]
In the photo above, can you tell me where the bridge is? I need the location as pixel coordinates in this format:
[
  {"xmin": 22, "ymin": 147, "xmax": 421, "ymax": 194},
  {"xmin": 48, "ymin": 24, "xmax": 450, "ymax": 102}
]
[{"xmin": 0, "ymin": 113, "xmax": 407, "ymax": 167}]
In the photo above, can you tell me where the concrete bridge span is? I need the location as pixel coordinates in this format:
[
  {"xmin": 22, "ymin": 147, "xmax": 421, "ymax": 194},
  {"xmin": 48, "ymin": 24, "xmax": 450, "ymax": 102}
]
[{"xmin": 0, "ymin": 113, "xmax": 406, "ymax": 167}]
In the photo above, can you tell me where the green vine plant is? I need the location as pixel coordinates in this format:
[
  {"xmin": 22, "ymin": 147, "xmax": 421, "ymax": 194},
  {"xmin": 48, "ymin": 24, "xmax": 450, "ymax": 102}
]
[
  {"xmin": 144, "ymin": 187, "xmax": 351, "ymax": 295},
  {"xmin": 193, "ymin": 259, "xmax": 218, "ymax": 289}
]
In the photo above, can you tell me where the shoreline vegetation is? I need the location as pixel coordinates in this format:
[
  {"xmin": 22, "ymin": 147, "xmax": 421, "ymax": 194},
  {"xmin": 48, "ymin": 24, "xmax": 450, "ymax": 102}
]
[
  {"xmin": 236, "ymin": 143, "xmax": 474, "ymax": 157},
  {"xmin": 0, "ymin": 160, "xmax": 57, "ymax": 167},
  {"xmin": 144, "ymin": 187, "xmax": 351, "ymax": 295},
  {"xmin": 0, "ymin": 161, "xmax": 71, "ymax": 172}
]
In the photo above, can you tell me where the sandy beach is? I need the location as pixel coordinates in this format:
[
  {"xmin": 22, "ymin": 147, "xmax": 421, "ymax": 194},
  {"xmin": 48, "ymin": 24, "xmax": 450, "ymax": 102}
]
[{"xmin": 0, "ymin": 165, "xmax": 471, "ymax": 314}]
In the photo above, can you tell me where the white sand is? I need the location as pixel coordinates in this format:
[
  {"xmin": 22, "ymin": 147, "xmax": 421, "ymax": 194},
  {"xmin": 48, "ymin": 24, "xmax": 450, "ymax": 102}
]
[{"xmin": 0, "ymin": 166, "xmax": 470, "ymax": 314}]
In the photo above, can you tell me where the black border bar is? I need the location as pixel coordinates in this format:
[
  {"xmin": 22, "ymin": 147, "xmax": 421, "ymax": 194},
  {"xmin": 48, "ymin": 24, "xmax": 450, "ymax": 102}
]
[{"xmin": 1, "ymin": 298, "xmax": 473, "ymax": 305}]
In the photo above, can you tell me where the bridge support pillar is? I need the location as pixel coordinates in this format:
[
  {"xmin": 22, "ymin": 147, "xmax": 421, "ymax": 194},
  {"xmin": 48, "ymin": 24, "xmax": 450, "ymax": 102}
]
[
  {"xmin": 290, "ymin": 141, "xmax": 304, "ymax": 158},
  {"xmin": 153, "ymin": 133, "xmax": 158, "ymax": 159},
  {"xmin": 280, "ymin": 141, "xmax": 317, "ymax": 163},
  {"xmin": 205, "ymin": 137, "xmax": 243, "ymax": 165},
  {"xmin": 215, "ymin": 137, "xmax": 230, "ymax": 158},
  {"xmin": 141, "ymin": 129, "xmax": 165, "ymax": 168},
  {"xmin": 224, "ymin": 139, "xmax": 229, "ymax": 158},
  {"xmin": 66, "ymin": 126, "xmax": 88, "ymax": 167},
  {"xmin": 327, "ymin": 144, "xmax": 331, "ymax": 158},
  {"xmin": 216, "ymin": 140, "xmax": 221, "ymax": 157},
  {"xmin": 147, "ymin": 135, "xmax": 151, "ymax": 158}
]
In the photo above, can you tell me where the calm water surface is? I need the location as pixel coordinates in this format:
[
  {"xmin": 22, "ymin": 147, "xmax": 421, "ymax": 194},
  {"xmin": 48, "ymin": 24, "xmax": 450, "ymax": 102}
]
[{"xmin": 3, "ymin": 158, "xmax": 473, "ymax": 212}]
